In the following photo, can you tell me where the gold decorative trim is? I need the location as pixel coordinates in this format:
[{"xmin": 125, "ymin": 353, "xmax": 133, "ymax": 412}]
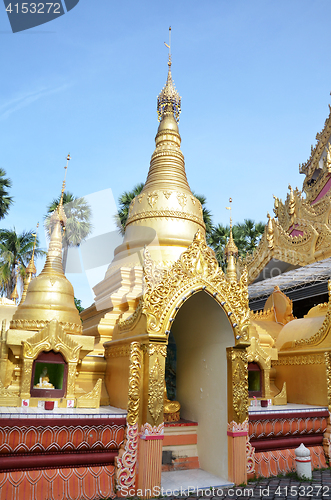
[
  {"xmin": 76, "ymin": 378, "xmax": 102, "ymax": 408},
  {"xmin": 148, "ymin": 344, "xmax": 167, "ymax": 357},
  {"xmin": 118, "ymin": 299, "xmax": 143, "ymax": 332},
  {"xmin": 294, "ymin": 307, "xmax": 331, "ymax": 347},
  {"xmin": 325, "ymin": 352, "xmax": 331, "ymax": 412},
  {"xmin": 147, "ymin": 192, "xmax": 159, "ymax": 208},
  {"xmin": 22, "ymin": 319, "xmax": 81, "ymax": 362},
  {"xmin": 142, "ymin": 230, "xmax": 250, "ymax": 345},
  {"xmin": 127, "ymin": 342, "xmax": 142, "ymax": 426},
  {"xmin": 176, "ymin": 192, "xmax": 187, "ymax": 208},
  {"xmin": 105, "ymin": 344, "xmax": 131, "ymax": 358},
  {"xmin": 148, "ymin": 356, "xmax": 164, "ymax": 424},
  {"xmin": 227, "ymin": 348, "xmax": 248, "ymax": 423},
  {"xmin": 10, "ymin": 318, "xmax": 82, "ymax": 335},
  {"xmin": 273, "ymin": 354, "xmax": 325, "ymax": 366},
  {"xmin": 20, "ymin": 320, "xmax": 81, "ymax": 400},
  {"xmin": 126, "ymin": 209, "xmax": 205, "ymax": 229}
]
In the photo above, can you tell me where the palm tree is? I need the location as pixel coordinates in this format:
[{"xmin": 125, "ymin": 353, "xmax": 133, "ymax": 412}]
[
  {"xmin": 45, "ymin": 191, "xmax": 92, "ymax": 272},
  {"xmin": 208, "ymin": 223, "xmax": 230, "ymax": 270},
  {"xmin": 0, "ymin": 229, "xmax": 44, "ymax": 298},
  {"xmin": 0, "ymin": 169, "xmax": 13, "ymax": 219},
  {"xmin": 234, "ymin": 219, "xmax": 265, "ymax": 256},
  {"xmin": 208, "ymin": 219, "xmax": 265, "ymax": 269},
  {"xmin": 116, "ymin": 183, "xmax": 145, "ymax": 234}
]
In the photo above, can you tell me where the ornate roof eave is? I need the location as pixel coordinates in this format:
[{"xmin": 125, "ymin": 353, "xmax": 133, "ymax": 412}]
[
  {"xmin": 299, "ymin": 104, "xmax": 331, "ymax": 177},
  {"xmin": 300, "ymin": 103, "xmax": 331, "ymax": 198},
  {"xmin": 240, "ymin": 218, "xmax": 321, "ymax": 284}
]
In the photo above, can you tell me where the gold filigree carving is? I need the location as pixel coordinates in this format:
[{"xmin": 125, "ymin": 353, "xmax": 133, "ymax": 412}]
[
  {"xmin": 126, "ymin": 209, "xmax": 205, "ymax": 229},
  {"xmin": 142, "ymin": 230, "xmax": 250, "ymax": 345},
  {"xmin": 228, "ymin": 348, "xmax": 248, "ymax": 423},
  {"xmin": 22, "ymin": 320, "xmax": 81, "ymax": 362},
  {"xmin": 76, "ymin": 378, "xmax": 102, "ymax": 408},
  {"xmin": 325, "ymin": 352, "xmax": 331, "ymax": 412},
  {"xmin": 105, "ymin": 344, "xmax": 131, "ymax": 358},
  {"xmin": 294, "ymin": 306, "xmax": 331, "ymax": 347},
  {"xmin": 137, "ymin": 193, "xmax": 145, "ymax": 203},
  {"xmin": 127, "ymin": 342, "xmax": 142, "ymax": 426},
  {"xmin": 10, "ymin": 318, "xmax": 82, "ymax": 335},
  {"xmin": 147, "ymin": 192, "xmax": 159, "ymax": 208},
  {"xmin": 148, "ymin": 344, "xmax": 167, "ymax": 357},
  {"xmin": 148, "ymin": 356, "xmax": 164, "ymax": 424},
  {"xmin": 163, "ymin": 190, "xmax": 172, "ymax": 199},
  {"xmin": 20, "ymin": 320, "xmax": 81, "ymax": 400},
  {"xmin": 273, "ymin": 354, "xmax": 325, "ymax": 366},
  {"xmin": 176, "ymin": 192, "xmax": 187, "ymax": 208},
  {"xmin": 118, "ymin": 299, "xmax": 143, "ymax": 332}
]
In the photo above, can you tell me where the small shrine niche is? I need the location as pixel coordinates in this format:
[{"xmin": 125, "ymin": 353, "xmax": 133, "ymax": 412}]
[
  {"xmin": 31, "ymin": 351, "xmax": 67, "ymax": 399},
  {"xmin": 248, "ymin": 362, "xmax": 262, "ymax": 398}
]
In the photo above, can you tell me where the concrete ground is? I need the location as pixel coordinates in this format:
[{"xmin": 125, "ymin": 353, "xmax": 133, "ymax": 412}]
[{"xmin": 148, "ymin": 468, "xmax": 331, "ymax": 499}]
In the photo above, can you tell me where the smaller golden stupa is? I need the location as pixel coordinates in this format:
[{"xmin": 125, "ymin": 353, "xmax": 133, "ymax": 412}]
[{"xmin": 0, "ymin": 163, "xmax": 103, "ymax": 408}]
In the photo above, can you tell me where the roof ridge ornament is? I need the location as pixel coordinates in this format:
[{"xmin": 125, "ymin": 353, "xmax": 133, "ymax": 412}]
[{"xmin": 157, "ymin": 27, "xmax": 181, "ymax": 123}]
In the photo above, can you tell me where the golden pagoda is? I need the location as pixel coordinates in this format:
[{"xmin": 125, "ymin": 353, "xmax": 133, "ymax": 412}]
[
  {"xmin": 0, "ymin": 169, "xmax": 102, "ymax": 408},
  {"xmin": 82, "ymin": 35, "xmax": 252, "ymax": 493}
]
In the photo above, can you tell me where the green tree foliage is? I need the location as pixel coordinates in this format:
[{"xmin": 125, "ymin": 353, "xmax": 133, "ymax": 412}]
[
  {"xmin": 74, "ymin": 297, "xmax": 84, "ymax": 313},
  {"xmin": 208, "ymin": 219, "xmax": 265, "ymax": 269},
  {"xmin": 0, "ymin": 168, "xmax": 13, "ymax": 220},
  {"xmin": 0, "ymin": 229, "xmax": 44, "ymax": 298},
  {"xmin": 45, "ymin": 191, "xmax": 92, "ymax": 272},
  {"xmin": 116, "ymin": 183, "xmax": 145, "ymax": 234}
]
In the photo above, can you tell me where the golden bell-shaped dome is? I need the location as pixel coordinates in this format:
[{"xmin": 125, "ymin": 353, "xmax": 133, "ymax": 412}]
[
  {"xmin": 106, "ymin": 58, "xmax": 205, "ymax": 275},
  {"xmin": 10, "ymin": 207, "xmax": 82, "ymax": 334}
]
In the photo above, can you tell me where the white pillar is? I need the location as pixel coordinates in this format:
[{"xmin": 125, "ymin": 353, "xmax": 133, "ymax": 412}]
[{"xmin": 295, "ymin": 443, "xmax": 312, "ymax": 479}]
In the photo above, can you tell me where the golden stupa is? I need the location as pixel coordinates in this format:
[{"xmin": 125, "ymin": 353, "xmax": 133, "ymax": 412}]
[
  {"xmin": 110, "ymin": 57, "xmax": 205, "ymax": 269},
  {"xmin": 85, "ymin": 46, "xmax": 207, "ymax": 349},
  {"xmin": 10, "ymin": 184, "xmax": 82, "ymax": 334}
]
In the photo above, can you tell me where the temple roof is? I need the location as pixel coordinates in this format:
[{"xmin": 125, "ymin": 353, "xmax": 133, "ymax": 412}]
[{"xmin": 249, "ymin": 257, "xmax": 331, "ymax": 310}]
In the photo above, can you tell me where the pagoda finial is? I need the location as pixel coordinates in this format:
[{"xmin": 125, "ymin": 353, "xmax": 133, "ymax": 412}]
[
  {"xmin": 164, "ymin": 26, "xmax": 172, "ymax": 68},
  {"xmin": 224, "ymin": 198, "xmax": 238, "ymax": 258},
  {"xmin": 10, "ymin": 263, "xmax": 19, "ymax": 303},
  {"xmin": 58, "ymin": 153, "xmax": 70, "ymax": 214},
  {"xmin": 224, "ymin": 198, "xmax": 238, "ymax": 283},
  {"xmin": 157, "ymin": 27, "xmax": 181, "ymax": 123},
  {"xmin": 20, "ymin": 223, "xmax": 39, "ymax": 304}
]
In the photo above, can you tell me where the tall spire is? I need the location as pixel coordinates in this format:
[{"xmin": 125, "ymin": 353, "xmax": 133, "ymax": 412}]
[
  {"xmin": 157, "ymin": 27, "xmax": 181, "ymax": 124},
  {"xmin": 141, "ymin": 31, "xmax": 190, "ymax": 193},
  {"xmin": 107, "ymin": 31, "xmax": 205, "ymax": 274},
  {"xmin": 224, "ymin": 198, "xmax": 238, "ymax": 283}
]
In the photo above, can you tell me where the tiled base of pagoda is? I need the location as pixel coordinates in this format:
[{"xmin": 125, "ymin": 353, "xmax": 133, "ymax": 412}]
[
  {"xmin": 162, "ymin": 420, "xmax": 199, "ymax": 472},
  {"xmin": 248, "ymin": 404, "xmax": 329, "ymax": 479},
  {"xmin": 0, "ymin": 406, "xmax": 127, "ymax": 500}
]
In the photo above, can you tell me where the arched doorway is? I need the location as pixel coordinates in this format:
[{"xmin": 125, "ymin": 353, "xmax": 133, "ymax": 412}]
[{"xmin": 171, "ymin": 290, "xmax": 235, "ymax": 479}]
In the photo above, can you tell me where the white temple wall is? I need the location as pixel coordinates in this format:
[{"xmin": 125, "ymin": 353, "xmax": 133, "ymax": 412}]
[{"xmin": 172, "ymin": 291, "xmax": 234, "ymax": 479}]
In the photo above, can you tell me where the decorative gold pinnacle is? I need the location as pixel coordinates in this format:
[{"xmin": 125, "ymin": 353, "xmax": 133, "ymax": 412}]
[
  {"xmin": 10, "ymin": 264, "xmax": 19, "ymax": 303},
  {"xmin": 157, "ymin": 27, "xmax": 181, "ymax": 123},
  {"xmin": 225, "ymin": 198, "xmax": 238, "ymax": 258},
  {"xmin": 20, "ymin": 223, "xmax": 39, "ymax": 305}
]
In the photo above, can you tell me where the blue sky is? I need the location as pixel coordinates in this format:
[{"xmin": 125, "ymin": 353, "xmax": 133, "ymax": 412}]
[{"xmin": 1, "ymin": 0, "xmax": 331, "ymax": 307}]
